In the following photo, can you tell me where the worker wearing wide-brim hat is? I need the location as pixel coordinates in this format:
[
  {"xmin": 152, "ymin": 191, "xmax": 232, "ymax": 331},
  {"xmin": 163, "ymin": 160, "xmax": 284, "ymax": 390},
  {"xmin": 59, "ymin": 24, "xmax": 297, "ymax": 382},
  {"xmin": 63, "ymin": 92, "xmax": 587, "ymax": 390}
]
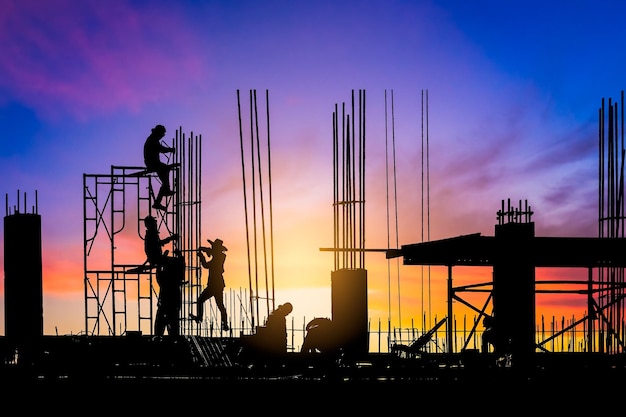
[
  {"xmin": 191, "ymin": 238, "xmax": 229, "ymax": 330},
  {"xmin": 207, "ymin": 238, "xmax": 228, "ymax": 252}
]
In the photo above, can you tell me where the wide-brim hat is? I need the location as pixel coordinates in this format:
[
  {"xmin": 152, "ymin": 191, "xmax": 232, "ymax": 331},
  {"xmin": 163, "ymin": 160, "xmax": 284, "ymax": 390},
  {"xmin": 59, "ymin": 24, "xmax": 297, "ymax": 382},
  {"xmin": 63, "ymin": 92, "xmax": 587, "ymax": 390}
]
[{"xmin": 208, "ymin": 238, "xmax": 227, "ymax": 251}]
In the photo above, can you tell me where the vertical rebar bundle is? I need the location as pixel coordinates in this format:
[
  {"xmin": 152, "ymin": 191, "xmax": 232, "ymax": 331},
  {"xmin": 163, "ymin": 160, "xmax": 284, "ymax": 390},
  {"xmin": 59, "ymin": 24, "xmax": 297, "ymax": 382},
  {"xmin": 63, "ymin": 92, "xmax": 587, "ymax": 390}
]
[
  {"xmin": 173, "ymin": 127, "xmax": 203, "ymax": 335},
  {"xmin": 330, "ymin": 90, "xmax": 369, "ymax": 355},
  {"xmin": 237, "ymin": 89, "xmax": 276, "ymax": 330},
  {"xmin": 598, "ymin": 91, "xmax": 626, "ymax": 353},
  {"xmin": 332, "ymin": 89, "xmax": 366, "ymax": 270}
]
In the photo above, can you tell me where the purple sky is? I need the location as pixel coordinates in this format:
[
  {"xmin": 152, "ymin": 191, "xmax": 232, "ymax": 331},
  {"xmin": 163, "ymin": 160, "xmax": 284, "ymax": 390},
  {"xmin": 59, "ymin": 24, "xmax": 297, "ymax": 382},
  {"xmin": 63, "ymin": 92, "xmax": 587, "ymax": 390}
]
[{"xmin": 1, "ymin": 0, "xmax": 624, "ymax": 338}]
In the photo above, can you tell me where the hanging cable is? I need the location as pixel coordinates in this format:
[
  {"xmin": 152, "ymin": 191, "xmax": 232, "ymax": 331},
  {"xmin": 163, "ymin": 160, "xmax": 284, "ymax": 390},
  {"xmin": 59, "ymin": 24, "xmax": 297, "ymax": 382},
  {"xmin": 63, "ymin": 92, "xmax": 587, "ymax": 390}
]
[
  {"xmin": 420, "ymin": 89, "xmax": 431, "ymax": 327},
  {"xmin": 391, "ymin": 90, "xmax": 401, "ymax": 328},
  {"xmin": 236, "ymin": 90, "xmax": 255, "ymax": 328},
  {"xmin": 384, "ymin": 90, "xmax": 392, "ymax": 324},
  {"xmin": 253, "ymin": 90, "xmax": 271, "ymax": 317},
  {"xmin": 425, "ymin": 89, "xmax": 431, "ymax": 326},
  {"xmin": 265, "ymin": 90, "xmax": 276, "ymax": 312}
]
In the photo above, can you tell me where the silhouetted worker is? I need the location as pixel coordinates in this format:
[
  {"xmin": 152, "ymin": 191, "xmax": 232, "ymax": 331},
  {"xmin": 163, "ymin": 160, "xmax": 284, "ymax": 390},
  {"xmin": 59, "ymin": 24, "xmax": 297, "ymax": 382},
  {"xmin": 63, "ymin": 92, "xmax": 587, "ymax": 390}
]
[
  {"xmin": 262, "ymin": 302, "xmax": 293, "ymax": 355},
  {"xmin": 301, "ymin": 317, "xmax": 336, "ymax": 354},
  {"xmin": 144, "ymin": 124, "xmax": 177, "ymax": 211},
  {"xmin": 142, "ymin": 215, "xmax": 178, "ymax": 336},
  {"xmin": 143, "ymin": 215, "xmax": 178, "ymax": 269},
  {"xmin": 190, "ymin": 238, "xmax": 229, "ymax": 330},
  {"xmin": 239, "ymin": 302, "xmax": 293, "ymax": 366},
  {"xmin": 482, "ymin": 315, "xmax": 497, "ymax": 353},
  {"xmin": 154, "ymin": 249, "xmax": 186, "ymax": 337}
]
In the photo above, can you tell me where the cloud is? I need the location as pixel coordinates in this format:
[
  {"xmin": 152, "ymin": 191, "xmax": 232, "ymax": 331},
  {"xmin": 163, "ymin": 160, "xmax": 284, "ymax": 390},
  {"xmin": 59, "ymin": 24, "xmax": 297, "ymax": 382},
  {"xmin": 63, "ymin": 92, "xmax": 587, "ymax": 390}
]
[{"xmin": 0, "ymin": 0, "xmax": 211, "ymax": 120}]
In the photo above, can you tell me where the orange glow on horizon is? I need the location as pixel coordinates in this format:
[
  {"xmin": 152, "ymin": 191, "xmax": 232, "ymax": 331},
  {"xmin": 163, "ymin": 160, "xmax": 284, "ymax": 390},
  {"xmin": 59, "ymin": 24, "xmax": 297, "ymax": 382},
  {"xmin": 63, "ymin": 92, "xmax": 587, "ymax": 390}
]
[{"xmin": 24, "ymin": 238, "xmax": 600, "ymax": 335}]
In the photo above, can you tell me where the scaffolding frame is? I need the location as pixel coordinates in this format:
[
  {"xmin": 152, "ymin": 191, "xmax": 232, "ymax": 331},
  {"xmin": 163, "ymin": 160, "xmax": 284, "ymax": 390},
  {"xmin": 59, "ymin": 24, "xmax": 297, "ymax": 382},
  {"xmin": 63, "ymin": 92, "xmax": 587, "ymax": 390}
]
[
  {"xmin": 83, "ymin": 127, "xmax": 203, "ymax": 336},
  {"xmin": 388, "ymin": 92, "xmax": 626, "ymax": 357}
]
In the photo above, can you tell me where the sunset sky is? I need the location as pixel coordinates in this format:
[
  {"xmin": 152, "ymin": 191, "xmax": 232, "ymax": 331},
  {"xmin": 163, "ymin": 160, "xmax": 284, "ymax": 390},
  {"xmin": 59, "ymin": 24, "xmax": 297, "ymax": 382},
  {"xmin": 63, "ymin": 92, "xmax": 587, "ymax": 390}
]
[{"xmin": 1, "ymin": 0, "xmax": 625, "ymax": 340}]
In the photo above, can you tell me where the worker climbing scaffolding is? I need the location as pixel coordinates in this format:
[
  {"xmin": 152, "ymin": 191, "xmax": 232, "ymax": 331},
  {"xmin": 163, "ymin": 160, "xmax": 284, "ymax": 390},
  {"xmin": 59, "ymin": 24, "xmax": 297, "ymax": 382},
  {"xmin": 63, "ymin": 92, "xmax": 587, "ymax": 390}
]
[{"xmin": 143, "ymin": 124, "xmax": 179, "ymax": 211}]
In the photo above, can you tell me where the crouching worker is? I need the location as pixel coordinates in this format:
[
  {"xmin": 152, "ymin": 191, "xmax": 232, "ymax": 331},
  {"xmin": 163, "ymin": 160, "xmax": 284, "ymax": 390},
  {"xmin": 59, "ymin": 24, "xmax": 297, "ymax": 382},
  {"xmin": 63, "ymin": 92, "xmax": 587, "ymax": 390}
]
[
  {"xmin": 240, "ymin": 302, "xmax": 293, "ymax": 366},
  {"xmin": 301, "ymin": 317, "xmax": 337, "ymax": 354}
]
